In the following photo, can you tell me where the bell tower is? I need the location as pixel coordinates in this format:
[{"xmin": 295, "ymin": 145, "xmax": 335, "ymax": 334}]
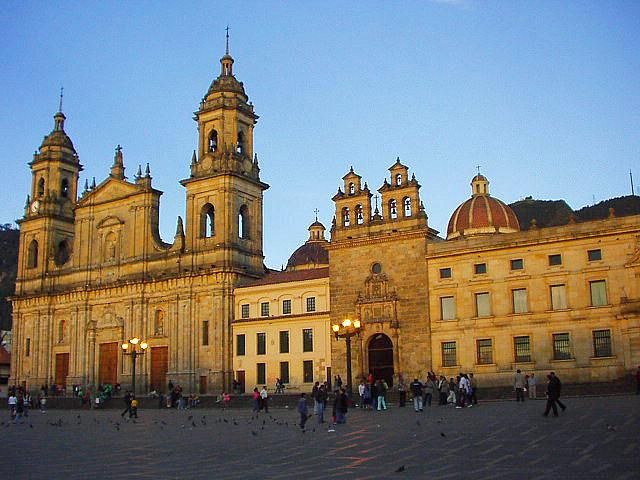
[
  {"xmin": 181, "ymin": 33, "xmax": 269, "ymax": 275},
  {"xmin": 17, "ymin": 97, "xmax": 82, "ymax": 289}
]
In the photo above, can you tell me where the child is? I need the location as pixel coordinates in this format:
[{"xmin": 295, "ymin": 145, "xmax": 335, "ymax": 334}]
[{"xmin": 130, "ymin": 396, "xmax": 138, "ymax": 418}]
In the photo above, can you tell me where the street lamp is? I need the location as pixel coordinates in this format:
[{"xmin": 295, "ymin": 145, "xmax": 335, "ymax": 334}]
[
  {"xmin": 121, "ymin": 337, "xmax": 148, "ymax": 394},
  {"xmin": 331, "ymin": 318, "xmax": 362, "ymax": 395}
]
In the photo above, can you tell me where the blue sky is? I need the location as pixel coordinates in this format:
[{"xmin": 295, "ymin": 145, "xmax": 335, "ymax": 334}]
[{"xmin": 1, "ymin": 1, "xmax": 638, "ymax": 268}]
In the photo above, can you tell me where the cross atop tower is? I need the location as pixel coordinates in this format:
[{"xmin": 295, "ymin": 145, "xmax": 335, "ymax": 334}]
[
  {"xmin": 58, "ymin": 87, "xmax": 64, "ymax": 112},
  {"xmin": 314, "ymin": 208, "xmax": 319, "ymax": 221},
  {"xmin": 225, "ymin": 25, "xmax": 230, "ymax": 55},
  {"xmin": 476, "ymin": 164, "xmax": 481, "ymax": 176}
]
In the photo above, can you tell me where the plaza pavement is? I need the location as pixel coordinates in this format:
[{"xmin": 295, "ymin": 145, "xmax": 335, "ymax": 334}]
[{"xmin": 1, "ymin": 395, "xmax": 639, "ymax": 479}]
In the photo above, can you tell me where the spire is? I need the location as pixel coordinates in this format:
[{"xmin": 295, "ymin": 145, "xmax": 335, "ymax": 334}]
[
  {"xmin": 58, "ymin": 87, "xmax": 64, "ymax": 113},
  {"xmin": 91, "ymin": 177, "xmax": 96, "ymax": 189},
  {"xmin": 175, "ymin": 216, "xmax": 185, "ymax": 238},
  {"xmin": 110, "ymin": 144, "xmax": 125, "ymax": 179},
  {"xmin": 220, "ymin": 27, "xmax": 234, "ymax": 76},
  {"xmin": 191, "ymin": 150, "xmax": 197, "ymax": 166},
  {"xmin": 225, "ymin": 25, "xmax": 230, "ymax": 55},
  {"xmin": 145, "ymin": 163, "xmax": 151, "ymax": 177},
  {"xmin": 53, "ymin": 87, "xmax": 66, "ymax": 132}
]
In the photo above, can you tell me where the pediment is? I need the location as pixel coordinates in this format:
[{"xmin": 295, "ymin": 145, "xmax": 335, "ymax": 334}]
[{"xmin": 78, "ymin": 178, "xmax": 142, "ymax": 206}]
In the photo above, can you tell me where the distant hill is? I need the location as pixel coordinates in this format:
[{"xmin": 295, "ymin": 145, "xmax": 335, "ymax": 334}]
[
  {"xmin": 0, "ymin": 225, "xmax": 19, "ymax": 331},
  {"xmin": 575, "ymin": 196, "xmax": 640, "ymax": 222}
]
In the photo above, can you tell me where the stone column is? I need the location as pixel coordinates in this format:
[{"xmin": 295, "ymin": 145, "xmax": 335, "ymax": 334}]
[{"xmin": 88, "ymin": 329, "xmax": 96, "ymax": 385}]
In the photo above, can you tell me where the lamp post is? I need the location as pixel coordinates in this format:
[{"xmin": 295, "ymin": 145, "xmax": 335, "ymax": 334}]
[
  {"xmin": 121, "ymin": 337, "xmax": 148, "ymax": 394},
  {"xmin": 331, "ymin": 318, "xmax": 362, "ymax": 395}
]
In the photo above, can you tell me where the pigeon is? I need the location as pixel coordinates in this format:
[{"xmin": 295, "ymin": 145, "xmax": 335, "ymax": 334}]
[
  {"xmin": 395, "ymin": 465, "xmax": 405, "ymax": 473},
  {"xmin": 29, "ymin": 424, "xmax": 33, "ymax": 429},
  {"xmin": 233, "ymin": 420, "xmax": 239, "ymax": 426},
  {"xmin": 251, "ymin": 430, "xmax": 258, "ymax": 436},
  {"xmin": 606, "ymin": 424, "xmax": 617, "ymax": 432},
  {"xmin": 440, "ymin": 432, "xmax": 446, "ymax": 437},
  {"xmin": 223, "ymin": 419, "xmax": 228, "ymax": 423}
]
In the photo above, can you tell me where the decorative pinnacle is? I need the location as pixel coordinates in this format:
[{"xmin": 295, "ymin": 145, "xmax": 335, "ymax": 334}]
[
  {"xmin": 314, "ymin": 208, "xmax": 319, "ymax": 221},
  {"xmin": 58, "ymin": 86, "xmax": 64, "ymax": 112},
  {"xmin": 145, "ymin": 163, "xmax": 151, "ymax": 177},
  {"xmin": 225, "ymin": 25, "xmax": 230, "ymax": 55}
]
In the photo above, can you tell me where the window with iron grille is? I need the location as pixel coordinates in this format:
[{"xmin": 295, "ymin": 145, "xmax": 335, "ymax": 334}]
[
  {"xmin": 440, "ymin": 296, "xmax": 456, "ymax": 320},
  {"xmin": 513, "ymin": 336, "xmax": 531, "ymax": 363},
  {"xmin": 280, "ymin": 362, "xmax": 290, "ymax": 384},
  {"xmin": 442, "ymin": 341, "xmax": 457, "ymax": 367},
  {"xmin": 592, "ymin": 330, "xmax": 612, "ymax": 357},
  {"xmin": 241, "ymin": 304, "xmax": 250, "ymax": 319},
  {"xmin": 590, "ymin": 280, "xmax": 608, "ymax": 307},
  {"xmin": 588, "ymin": 249, "xmax": 602, "ymax": 262},
  {"xmin": 257, "ymin": 333, "xmax": 266, "ymax": 355},
  {"xmin": 236, "ymin": 334, "xmax": 246, "ymax": 356},
  {"xmin": 476, "ymin": 339, "xmax": 493, "ymax": 365},
  {"xmin": 303, "ymin": 329, "xmax": 313, "ymax": 352},
  {"xmin": 553, "ymin": 333, "xmax": 571, "ymax": 360},
  {"xmin": 303, "ymin": 360, "xmax": 314, "ymax": 383},
  {"xmin": 260, "ymin": 302, "xmax": 269, "ymax": 317},
  {"xmin": 256, "ymin": 363, "xmax": 266, "ymax": 384},
  {"xmin": 306, "ymin": 297, "xmax": 316, "ymax": 312},
  {"xmin": 282, "ymin": 299, "xmax": 292, "ymax": 315},
  {"xmin": 279, "ymin": 330, "xmax": 289, "ymax": 354}
]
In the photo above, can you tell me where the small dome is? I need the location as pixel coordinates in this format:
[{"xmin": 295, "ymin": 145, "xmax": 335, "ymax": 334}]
[
  {"xmin": 40, "ymin": 112, "xmax": 75, "ymax": 151},
  {"xmin": 447, "ymin": 174, "xmax": 519, "ymax": 240},
  {"xmin": 286, "ymin": 219, "xmax": 329, "ymax": 270}
]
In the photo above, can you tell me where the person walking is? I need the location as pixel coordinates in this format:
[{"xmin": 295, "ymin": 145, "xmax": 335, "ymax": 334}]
[
  {"xmin": 376, "ymin": 379, "xmax": 388, "ymax": 411},
  {"xmin": 469, "ymin": 373, "xmax": 478, "ymax": 405},
  {"xmin": 410, "ymin": 378, "xmax": 423, "ymax": 412},
  {"xmin": 543, "ymin": 374, "xmax": 561, "ymax": 417},
  {"xmin": 121, "ymin": 390, "xmax": 133, "ymax": 418},
  {"xmin": 333, "ymin": 387, "xmax": 349, "ymax": 424},
  {"xmin": 423, "ymin": 376, "xmax": 436, "ymax": 408},
  {"xmin": 130, "ymin": 396, "xmax": 139, "ymax": 418},
  {"xmin": 316, "ymin": 384, "xmax": 328, "ymax": 423},
  {"xmin": 550, "ymin": 372, "xmax": 567, "ymax": 412},
  {"xmin": 527, "ymin": 373, "xmax": 537, "ymax": 399},
  {"xmin": 252, "ymin": 387, "xmax": 261, "ymax": 413},
  {"xmin": 297, "ymin": 393, "xmax": 309, "ymax": 429},
  {"xmin": 260, "ymin": 385, "xmax": 269, "ymax": 413},
  {"xmin": 514, "ymin": 369, "xmax": 526, "ymax": 402},
  {"xmin": 397, "ymin": 377, "xmax": 407, "ymax": 407}
]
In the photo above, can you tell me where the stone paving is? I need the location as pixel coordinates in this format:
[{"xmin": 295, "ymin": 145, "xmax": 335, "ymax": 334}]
[{"xmin": 1, "ymin": 395, "xmax": 639, "ymax": 479}]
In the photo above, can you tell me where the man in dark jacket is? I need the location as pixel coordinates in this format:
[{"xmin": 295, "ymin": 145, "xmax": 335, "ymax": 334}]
[
  {"xmin": 410, "ymin": 378, "xmax": 423, "ymax": 412},
  {"xmin": 121, "ymin": 390, "xmax": 132, "ymax": 418},
  {"xmin": 333, "ymin": 388, "xmax": 348, "ymax": 424},
  {"xmin": 543, "ymin": 372, "xmax": 566, "ymax": 416}
]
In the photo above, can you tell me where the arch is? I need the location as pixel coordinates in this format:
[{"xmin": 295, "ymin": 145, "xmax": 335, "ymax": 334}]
[
  {"xmin": 200, "ymin": 203, "xmax": 215, "ymax": 238},
  {"xmin": 58, "ymin": 319, "xmax": 67, "ymax": 343},
  {"xmin": 238, "ymin": 205, "xmax": 249, "ymax": 239},
  {"xmin": 403, "ymin": 197, "xmax": 412, "ymax": 217},
  {"xmin": 368, "ymin": 333, "xmax": 394, "ymax": 387},
  {"xmin": 237, "ymin": 131, "xmax": 245, "ymax": 154},
  {"xmin": 37, "ymin": 178, "xmax": 45, "ymax": 197},
  {"xmin": 208, "ymin": 129, "xmax": 218, "ymax": 152},
  {"xmin": 355, "ymin": 204, "xmax": 364, "ymax": 225},
  {"xmin": 389, "ymin": 199, "xmax": 398, "ymax": 219},
  {"xmin": 27, "ymin": 239, "xmax": 38, "ymax": 268},
  {"xmin": 341, "ymin": 207, "xmax": 351, "ymax": 227},
  {"xmin": 349, "ymin": 183, "xmax": 355, "ymax": 195},
  {"xmin": 154, "ymin": 309, "xmax": 165, "ymax": 336},
  {"xmin": 395, "ymin": 173, "xmax": 402, "ymax": 186},
  {"xmin": 55, "ymin": 239, "xmax": 70, "ymax": 266},
  {"xmin": 61, "ymin": 178, "xmax": 70, "ymax": 198}
]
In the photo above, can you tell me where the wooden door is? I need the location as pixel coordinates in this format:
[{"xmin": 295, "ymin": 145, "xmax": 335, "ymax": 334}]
[
  {"xmin": 236, "ymin": 370, "xmax": 245, "ymax": 394},
  {"xmin": 98, "ymin": 342, "xmax": 118, "ymax": 386},
  {"xmin": 150, "ymin": 346, "xmax": 168, "ymax": 393},
  {"xmin": 55, "ymin": 353, "xmax": 69, "ymax": 387},
  {"xmin": 199, "ymin": 375, "xmax": 207, "ymax": 394}
]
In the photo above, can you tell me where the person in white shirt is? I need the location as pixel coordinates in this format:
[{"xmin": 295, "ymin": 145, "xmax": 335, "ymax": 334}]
[
  {"xmin": 260, "ymin": 386, "xmax": 269, "ymax": 413},
  {"xmin": 527, "ymin": 373, "xmax": 537, "ymax": 399},
  {"xmin": 8, "ymin": 394, "xmax": 17, "ymax": 420}
]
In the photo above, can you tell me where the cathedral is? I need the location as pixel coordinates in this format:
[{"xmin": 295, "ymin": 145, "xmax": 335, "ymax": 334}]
[{"xmin": 10, "ymin": 45, "xmax": 640, "ymax": 395}]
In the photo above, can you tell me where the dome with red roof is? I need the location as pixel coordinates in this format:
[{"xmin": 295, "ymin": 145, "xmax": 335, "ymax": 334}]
[{"xmin": 447, "ymin": 174, "xmax": 520, "ymax": 240}]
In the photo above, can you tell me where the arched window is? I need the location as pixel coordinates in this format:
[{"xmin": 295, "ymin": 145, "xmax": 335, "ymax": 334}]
[
  {"xmin": 389, "ymin": 199, "xmax": 398, "ymax": 220},
  {"xmin": 27, "ymin": 239, "xmax": 38, "ymax": 268},
  {"xmin": 237, "ymin": 131, "xmax": 245, "ymax": 154},
  {"xmin": 395, "ymin": 174, "xmax": 402, "ymax": 186},
  {"xmin": 55, "ymin": 240, "xmax": 70, "ymax": 266},
  {"xmin": 355, "ymin": 204, "xmax": 364, "ymax": 225},
  {"xmin": 208, "ymin": 130, "xmax": 218, "ymax": 152},
  {"xmin": 349, "ymin": 183, "xmax": 355, "ymax": 195},
  {"xmin": 238, "ymin": 205, "xmax": 249, "ymax": 239},
  {"xmin": 58, "ymin": 320, "xmax": 67, "ymax": 343},
  {"xmin": 61, "ymin": 178, "xmax": 70, "ymax": 198},
  {"xmin": 154, "ymin": 309, "xmax": 164, "ymax": 336},
  {"xmin": 403, "ymin": 197, "xmax": 412, "ymax": 217},
  {"xmin": 342, "ymin": 207, "xmax": 351, "ymax": 227},
  {"xmin": 200, "ymin": 203, "xmax": 215, "ymax": 238},
  {"xmin": 37, "ymin": 178, "xmax": 45, "ymax": 197}
]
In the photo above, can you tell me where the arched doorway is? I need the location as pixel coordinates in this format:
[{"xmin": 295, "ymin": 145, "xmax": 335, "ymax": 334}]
[{"xmin": 368, "ymin": 334, "xmax": 394, "ymax": 387}]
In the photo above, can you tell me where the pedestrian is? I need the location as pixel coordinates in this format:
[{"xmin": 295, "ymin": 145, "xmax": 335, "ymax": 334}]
[
  {"xmin": 543, "ymin": 374, "xmax": 561, "ymax": 417},
  {"xmin": 333, "ymin": 387, "xmax": 349, "ymax": 424},
  {"xmin": 121, "ymin": 390, "xmax": 133, "ymax": 418},
  {"xmin": 410, "ymin": 378, "xmax": 423, "ymax": 412},
  {"xmin": 130, "ymin": 396, "xmax": 138, "ymax": 418},
  {"xmin": 528, "ymin": 373, "xmax": 537, "ymax": 399},
  {"xmin": 438, "ymin": 376, "xmax": 448, "ymax": 405},
  {"xmin": 39, "ymin": 393, "xmax": 47, "ymax": 413},
  {"xmin": 335, "ymin": 375, "xmax": 343, "ymax": 392},
  {"xmin": 376, "ymin": 379, "xmax": 388, "ymax": 411},
  {"xmin": 23, "ymin": 391, "xmax": 31, "ymax": 417},
  {"xmin": 14, "ymin": 394, "xmax": 24, "ymax": 423},
  {"xmin": 260, "ymin": 385, "xmax": 269, "ymax": 413},
  {"xmin": 252, "ymin": 387, "xmax": 261, "ymax": 413},
  {"xmin": 297, "ymin": 393, "xmax": 309, "ymax": 429},
  {"xmin": 469, "ymin": 373, "xmax": 478, "ymax": 405},
  {"xmin": 514, "ymin": 369, "xmax": 526, "ymax": 402},
  {"xmin": 423, "ymin": 376, "xmax": 436, "ymax": 408},
  {"xmin": 550, "ymin": 372, "xmax": 567, "ymax": 412},
  {"xmin": 316, "ymin": 384, "xmax": 328, "ymax": 423},
  {"xmin": 447, "ymin": 377, "xmax": 457, "ymax": 405},
  {"xmin": 8, "ymin": 392, "xmax": 17, "ymax": 421},
  {"xmin": 397, "ymin": 376, "xmax": 407, "ymax": 407}
]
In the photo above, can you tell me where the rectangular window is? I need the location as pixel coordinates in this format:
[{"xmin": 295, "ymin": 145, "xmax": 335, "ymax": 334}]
[
  {"xmin": 588, "ymin": 249, "xmax": 602, "ymax": 262},
  {"xmin": 441, "ymin": 341, "xmax": 457, "ymax": 367},
  {"xmin": 256, "ymin": 363, "xmax": 266, "ymax": 385},
  {"xmin": 476, "ymin": 339, "xmax": 493, "ymax": 365},
  {"xmin": 548, "ymin": 254, "xmax": 562, "ymax": 266},
  {"xmin": 590, "ymin": 280, "xmax": 608, "ymax": 307},
  {"xmin": 236, "ymin": 334, "xmax": 246, "ymax": 356},
  {"xmin": 511, "ymin": 258, "xmax": 524, "ymax": 270},
  {"xmin": 553, "ymin": 333, "xmax": 571, "ymax": 360},
  {"xmin": 279, "ymin": 330, "xmax": 289, "ymax": 354},
  {"xmin": 475, "ymin": 292, "xmax": 491, "ymax": 317},
  {"xmin": 512, "ymin": 289, "xmax": 528, "ymax": 314},
  {"xmin": 202, "ymin": 321, "xmax": 209, "ymax": 346},
  {"xmin": 439, "ymin": 267, "xmax": 452, "ymax": 279},
  {"xmin": 303, "ymin": 360, "xmax": 314, "ymax": 383},
  {"xmin": 241, "ymin": 304, "xmax": 250, "ymax": 319},
  {"xmin": 282, "ymin": 299, "xmax": 292, "ymax": 315},
  {"xmin": 256, "ymin": 332, "xmax": 266, "ymax": 355},
  {"xmin": 306, "ymin": 297, "xmax": 316, "ymax": 312},
  {"xmin": 25, "ymin": 338, "xmax": 31, "ymax": 357},
  {"xmin": 260, "ymin": 302, "xmax": 269, "ymax": 317},
  {"xmin": 514, "ymin": 336, "xmax": 531, "ymax": 363},
  {"xmin": 280, "ymin": 362, "xmax": 290, "ymax": 384},
  {"xmin": 592, "ymin": 330, "xmax": 612, "ymax": 357},
  {"xmin": 302, "ymin": 328, "xmax": 313, "ymax": 352},
  {"xmin": 550, "ymin": 284, "xmax": 568, "ymax": 310},
  {"xmin": 440, "ymin": 296, "xmax": 456, "ymax": 320},
  {"xmin": 474, "ymin": 263, "xmax": 487, "ymax": 274}
]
